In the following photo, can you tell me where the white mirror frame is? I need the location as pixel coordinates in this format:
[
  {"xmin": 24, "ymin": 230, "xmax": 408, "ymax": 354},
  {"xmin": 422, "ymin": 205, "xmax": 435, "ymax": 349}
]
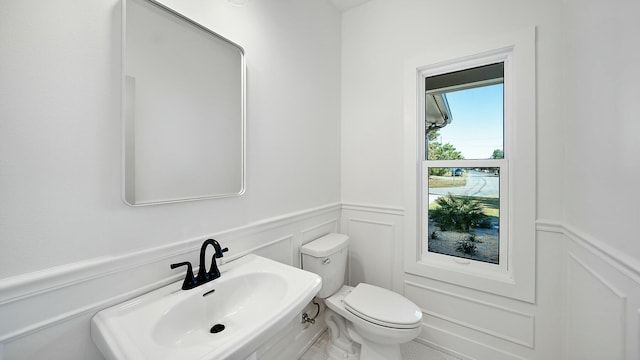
[{"xmin": 122, "ymin": 0, "xmax": 246, "ymax": 206}]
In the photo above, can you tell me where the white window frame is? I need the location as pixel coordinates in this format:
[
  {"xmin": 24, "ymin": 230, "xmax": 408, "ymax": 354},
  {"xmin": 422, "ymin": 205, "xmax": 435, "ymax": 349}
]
[{"xmin": 403, "ymin": 28, "xmax": 536, "ymax": 302}]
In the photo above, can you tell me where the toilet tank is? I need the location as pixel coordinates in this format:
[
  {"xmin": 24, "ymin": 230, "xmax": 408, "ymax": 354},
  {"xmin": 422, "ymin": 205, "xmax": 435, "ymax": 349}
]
[{"xmin": 301, "ymin": 233, "xmax": 349, "ymax": 299}]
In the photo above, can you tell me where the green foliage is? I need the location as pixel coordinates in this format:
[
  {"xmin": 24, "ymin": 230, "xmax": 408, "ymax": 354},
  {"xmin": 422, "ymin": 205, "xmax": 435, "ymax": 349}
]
[
  {"xmin": 426, "ymin": 129, "xmax": 464, "ymax": 176},
  {"xmin": 429, "ymin": 167, "xmax": 450, "ymax": 176},
  {"xmin": 477, "ymin": 217, "xmax": 494, "ymax": 229},
  {"xmin": 430, "ymin": 195, "xmax": 490, "ymax": 232},
  {"xmin": 428, "ymin": 142, "xmax": 464, "ymax": 161},
  {"xmin": 456, "ymin": 234, "xmax": 483, "ymax": 254},
  {"xmin": 427, "ymin": 140, "xmax": 464, "ymax": 176},
  {"xmin": 456, "ymin": 239, "xmax": 477, "ymax": 254},
  {"xmin": 427, "ymin": 129, "xmax": 440, "ymax": 142},
  {"xmin": 490, "ymin": 149, "xmax": 504, "ymax": 159}
]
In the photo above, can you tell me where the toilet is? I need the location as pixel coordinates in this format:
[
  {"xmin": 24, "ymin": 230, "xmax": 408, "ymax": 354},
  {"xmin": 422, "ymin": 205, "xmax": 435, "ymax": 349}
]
[{"xmin": 301, "ymin": 233, "xmax": 422, "ymax": 360}]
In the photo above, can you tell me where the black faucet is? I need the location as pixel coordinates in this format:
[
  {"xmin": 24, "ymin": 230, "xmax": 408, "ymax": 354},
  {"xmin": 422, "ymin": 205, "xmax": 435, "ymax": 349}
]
[
  {"xmin": 170, "ymin": 261, "xmax": 197, "ymax": 290},
  {"xmin": 197, "ymin": 238, "xmax": 228, "ymax": 283},
  {"xmin": 170, "ymin": 238, "xmax": 228, "ymax": 290}
]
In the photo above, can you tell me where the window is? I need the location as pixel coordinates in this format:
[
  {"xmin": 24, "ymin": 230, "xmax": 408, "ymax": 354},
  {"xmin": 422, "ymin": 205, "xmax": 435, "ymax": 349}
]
[
  {"xmin": 424, "ymin": 63, "xmax": 507, "ymax": 272},
  {"xmin": 403, "ymin": 28, "xmax": 536, "ymax": 302}
]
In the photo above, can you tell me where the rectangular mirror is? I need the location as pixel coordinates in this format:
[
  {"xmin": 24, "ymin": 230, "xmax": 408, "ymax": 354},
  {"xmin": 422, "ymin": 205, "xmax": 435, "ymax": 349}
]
[{"xmin": 123, "ymin": 0, "xmax": 245, "ymax": 206}]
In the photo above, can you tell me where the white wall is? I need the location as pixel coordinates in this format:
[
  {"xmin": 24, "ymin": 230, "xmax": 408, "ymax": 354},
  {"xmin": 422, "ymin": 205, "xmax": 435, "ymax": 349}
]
[
  {"xmin": 340, "ymin": 0, "xmax": 565, "ymax": 219},
  {"xmin": 0, "ymin": 0, "xmax": 341, "ymax": 278},
  {"xmin": 340, "ymin": 0, "xmax": 640, "ymax": 359},
  {"xmin": 0, "ymin": 0, "xmax": 341, "ymax": 358},
  {"xmin": 561, "ymin": 0, "xmax": 640, "ymax": 263},
  {"xmin": 559, "ymin": 0, "xmax": 640, "ymax": 358}
]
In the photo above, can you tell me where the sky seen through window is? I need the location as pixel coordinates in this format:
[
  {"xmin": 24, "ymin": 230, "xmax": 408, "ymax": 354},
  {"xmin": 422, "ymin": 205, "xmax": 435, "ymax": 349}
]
[{"xmin": 436, "ymin": 83, "xmax": 503, "ymax": 160}]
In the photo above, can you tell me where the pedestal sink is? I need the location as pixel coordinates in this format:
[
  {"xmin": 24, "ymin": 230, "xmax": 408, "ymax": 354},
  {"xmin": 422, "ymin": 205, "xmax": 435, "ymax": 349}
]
[{"xmin": 91, "ymin": 254, "xmax": 321, "ymax": 360}]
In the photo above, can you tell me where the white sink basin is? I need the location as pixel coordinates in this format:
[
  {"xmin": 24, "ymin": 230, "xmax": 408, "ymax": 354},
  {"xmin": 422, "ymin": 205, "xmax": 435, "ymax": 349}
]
[{"xmin": 91, "ymin": 254, "xmax": 321, "ymax": 360}]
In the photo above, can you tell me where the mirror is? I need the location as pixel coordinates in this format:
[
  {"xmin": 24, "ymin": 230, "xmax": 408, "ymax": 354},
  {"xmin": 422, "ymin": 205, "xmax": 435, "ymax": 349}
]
[{"xmin": 123, "ymin": 0, "xmax": 245, "ymax": 206}]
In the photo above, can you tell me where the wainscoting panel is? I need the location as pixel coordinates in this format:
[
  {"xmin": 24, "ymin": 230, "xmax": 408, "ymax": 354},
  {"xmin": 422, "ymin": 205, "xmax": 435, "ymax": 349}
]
[
  {"xmin": 542, "ymin": 220, "xmax": 640, "ymax": 360},
  {"xmin": 566, "ymin": 254, "xmax": 625, "ymax": 359},
  {"xmin": 250, "ymin": 234, "xmax": 295, "ymax": 266},
  {"xmin": 340, "ymin": 204, "xmax": 404, "ymax": 291},
  {"xmin": 300, "ymin": 219, "xmax": 340, "ymax": 245},
  {"xmin": 345, "ymin": 218, "xmax": 395, "ymax": 289},
  {"xmin": 420, "ymin": 322, "xmax": 527, "ymax": 360},
  {"xmin": 0, "ymin": 203, "xmax": 340, "ymax": 360},
  {"xmin": 405, "ymin": 281, "xmax": 535, "ymax": 348}
]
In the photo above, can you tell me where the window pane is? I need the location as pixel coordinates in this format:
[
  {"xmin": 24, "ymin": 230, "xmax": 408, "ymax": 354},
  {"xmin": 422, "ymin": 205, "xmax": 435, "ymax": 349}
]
[
  {"xmin": 425, "ymin": 64, "xmax": 504, "ymax": 161},
  {"xmin": 427, "ymin": 167, "xmax": 500, "ymax": 264}
]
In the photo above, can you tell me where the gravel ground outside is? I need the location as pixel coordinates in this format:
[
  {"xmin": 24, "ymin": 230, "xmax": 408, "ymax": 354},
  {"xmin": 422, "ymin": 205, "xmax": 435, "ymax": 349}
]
[{"xmin": 427, "ymin": 219, "xmax": 499, "ymax": 264}]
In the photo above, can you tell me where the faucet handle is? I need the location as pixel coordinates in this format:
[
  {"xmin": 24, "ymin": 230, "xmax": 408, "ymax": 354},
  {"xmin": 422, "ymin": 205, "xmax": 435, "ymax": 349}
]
[
  {"xmin": 211, "ymin": 239, "xmax": 228, "ymax": 258},
  {"xmin": 170, "ymin": 261, "xmax": 197, "ymax": 290},
  {"xmin": 215, "ymin": 246, "xmax": 228, "ymax": 259},
  {"xmin": 206, "ymin": 240, "xmax": 228, "ymax": 280}
]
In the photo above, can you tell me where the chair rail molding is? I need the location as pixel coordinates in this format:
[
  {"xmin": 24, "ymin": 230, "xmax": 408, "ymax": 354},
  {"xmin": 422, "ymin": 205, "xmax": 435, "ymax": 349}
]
[
  {"xmin": 341, "ymin": 202, "xmax": 405, "ymax": 216},
  {"xmin": 536, "ymin": 219, "xmax": 640, "ymax": 284}
]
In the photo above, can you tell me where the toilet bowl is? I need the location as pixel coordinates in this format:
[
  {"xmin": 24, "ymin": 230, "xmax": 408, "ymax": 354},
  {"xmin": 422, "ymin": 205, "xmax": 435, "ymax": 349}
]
[
  {"xmin": 301, "ymin": 233, "xmax": 422, "ymax": 360},
  {"xmin": 325, "ymin": 284, "xmax": 422, "ymax": 360}
]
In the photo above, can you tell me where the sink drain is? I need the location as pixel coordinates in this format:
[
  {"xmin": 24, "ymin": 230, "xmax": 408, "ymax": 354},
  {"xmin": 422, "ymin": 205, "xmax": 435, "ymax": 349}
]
[{"xmin": 210, "ymin": 324, "xmax": 225, "ymax": 334}]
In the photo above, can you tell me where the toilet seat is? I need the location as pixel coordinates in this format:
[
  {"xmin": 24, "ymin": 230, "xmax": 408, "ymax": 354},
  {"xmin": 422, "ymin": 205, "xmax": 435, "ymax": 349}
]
[{"xmin": 343, "ymin": 284, "xmax": 422, "ymax": 329}]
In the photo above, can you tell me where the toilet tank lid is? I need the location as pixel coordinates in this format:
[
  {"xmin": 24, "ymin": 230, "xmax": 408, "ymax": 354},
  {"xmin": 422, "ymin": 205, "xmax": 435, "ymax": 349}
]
[{"xmin": 301, "ymin": 233, "xmax": 349, "ymax": 257}]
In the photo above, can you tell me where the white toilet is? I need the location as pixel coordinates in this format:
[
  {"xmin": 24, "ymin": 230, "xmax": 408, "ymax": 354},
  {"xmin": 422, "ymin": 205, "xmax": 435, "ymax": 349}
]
[{"xmin": 301, "ymin": 233, "xmax": 422, "ymax": 360}]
